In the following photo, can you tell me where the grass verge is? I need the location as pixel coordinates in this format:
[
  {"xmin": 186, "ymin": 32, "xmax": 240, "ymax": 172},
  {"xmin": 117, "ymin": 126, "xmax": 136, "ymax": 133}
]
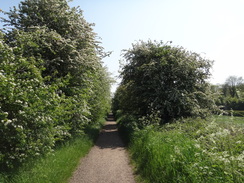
[
  {"xmin": 0, "ymin": 123, "xmax": 102, "ymax": 183},
  {"xmin": 127, "ymin": 116, "xmax": 244, "ymax": 183}
]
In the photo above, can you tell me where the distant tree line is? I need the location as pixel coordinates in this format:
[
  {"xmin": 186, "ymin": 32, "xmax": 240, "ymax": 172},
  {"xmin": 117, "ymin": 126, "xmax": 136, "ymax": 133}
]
[{"xmin": 213, "ymin": 76, "xmax": 244, "ymax": 112}]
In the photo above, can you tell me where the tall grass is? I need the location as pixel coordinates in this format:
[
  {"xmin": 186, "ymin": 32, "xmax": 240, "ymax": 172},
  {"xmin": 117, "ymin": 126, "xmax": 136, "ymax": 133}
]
[
  {"xmin": 0, "ymin": 123, "xmax": 101, "ymax": 183},
  {"xmin": 129, "ymin": 117, "xmax": 244, "ymax": 183}
]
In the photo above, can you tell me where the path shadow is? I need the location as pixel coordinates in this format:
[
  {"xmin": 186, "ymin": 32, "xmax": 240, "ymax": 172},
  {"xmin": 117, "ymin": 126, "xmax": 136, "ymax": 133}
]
[
  {"xmin": 106, "ymin": 114, "xmax": 115, "ymax": 121},
  {"xmin": 95, "ymin": 115, "xmax": 125, "ymax": 149}
]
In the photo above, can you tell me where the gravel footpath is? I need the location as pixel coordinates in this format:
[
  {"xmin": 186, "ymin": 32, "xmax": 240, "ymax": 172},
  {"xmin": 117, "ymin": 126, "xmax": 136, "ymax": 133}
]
[{"xmin": 69, "ymin": 116, "xmax": 136, "ymax": 183}]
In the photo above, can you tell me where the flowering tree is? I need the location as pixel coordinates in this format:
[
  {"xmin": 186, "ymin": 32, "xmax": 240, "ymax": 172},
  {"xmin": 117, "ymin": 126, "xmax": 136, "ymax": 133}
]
[{"xmin": 114, "ymin": 40, "xmax": 216, "ymax": 125}]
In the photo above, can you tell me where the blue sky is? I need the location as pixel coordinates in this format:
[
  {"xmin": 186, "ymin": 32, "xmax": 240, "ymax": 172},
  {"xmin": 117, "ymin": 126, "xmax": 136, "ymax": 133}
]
[{"xmin": 1, "ymin": 0, "xmax": 244, "ymax": 92}]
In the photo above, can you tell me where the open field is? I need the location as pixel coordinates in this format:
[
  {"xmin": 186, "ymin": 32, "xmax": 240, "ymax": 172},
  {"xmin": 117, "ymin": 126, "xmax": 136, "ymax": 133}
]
[{"xmin": 214, "ymin": 115, "xmax": 244, "ymax": 125}]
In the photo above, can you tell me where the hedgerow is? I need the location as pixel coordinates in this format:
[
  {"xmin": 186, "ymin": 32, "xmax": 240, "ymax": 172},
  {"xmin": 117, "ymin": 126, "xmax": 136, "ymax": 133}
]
[{"xmin": 0, "ymin": 0, "xmax": 111, "ymax": 170}]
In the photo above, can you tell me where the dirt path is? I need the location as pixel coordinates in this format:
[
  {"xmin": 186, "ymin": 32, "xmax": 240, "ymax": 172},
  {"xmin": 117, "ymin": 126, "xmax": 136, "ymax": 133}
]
[{"xmin": 69, "ymin": 115, "xmax": 136, "ymax": 183}]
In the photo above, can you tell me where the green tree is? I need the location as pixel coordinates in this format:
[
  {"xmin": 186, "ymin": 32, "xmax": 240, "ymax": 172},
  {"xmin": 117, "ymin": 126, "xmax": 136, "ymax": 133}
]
[
  {"xmin": 115, "ymin": 40, "xmax": 216, "ymax": 124},
  {"xmin": 223, "ymin": 76, "xmax": 243, "ymax": 98},
  {"xmin": 219, "ymin": 76, "xmax": 244, "ymax": 110}
]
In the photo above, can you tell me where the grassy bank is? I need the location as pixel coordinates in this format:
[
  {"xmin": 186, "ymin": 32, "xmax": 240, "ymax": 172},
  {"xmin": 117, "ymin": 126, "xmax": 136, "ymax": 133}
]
[
  {"xmin": 128, "ymin": 116, "xmax": 244, "ymax": 183},
  {"xmin": 0, "ymin": 123, "xmax": 101, "ymax": 183}
]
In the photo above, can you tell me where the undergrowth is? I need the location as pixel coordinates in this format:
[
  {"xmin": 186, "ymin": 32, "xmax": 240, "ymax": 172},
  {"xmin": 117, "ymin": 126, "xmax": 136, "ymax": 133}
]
[{"xmin": 128, "ymin": 116, "xmax": 244, "ymax": 183}]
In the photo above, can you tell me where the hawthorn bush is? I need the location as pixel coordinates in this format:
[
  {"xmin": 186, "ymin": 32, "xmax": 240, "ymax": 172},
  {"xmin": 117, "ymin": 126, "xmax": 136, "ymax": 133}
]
[
  {"xmin": 113, "ymin": 40, "xmax": 217, "ymax": 126},
  {"xmin": 0, "ymin": 0, "xmax": 111, "ymax": 170},
  {"xmin": 1, "ymin": 35, "xmax": 60, "ymax": 168}
]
